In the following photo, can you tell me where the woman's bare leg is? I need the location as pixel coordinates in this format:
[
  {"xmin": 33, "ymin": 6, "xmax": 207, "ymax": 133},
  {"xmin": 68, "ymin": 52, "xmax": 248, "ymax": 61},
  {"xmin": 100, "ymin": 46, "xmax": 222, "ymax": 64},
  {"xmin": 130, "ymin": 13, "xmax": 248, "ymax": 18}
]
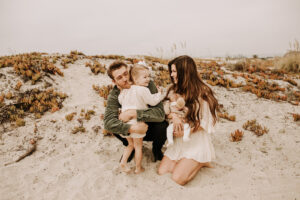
[
  {"xmin": 157, "ymin": 156, "xmax": 177, "ymax": 175},
  {"xmin": 171, "ymin": 158, "xmax": 204, "ymax": 186},
  {"xmin": 120, "ymin": 138, "xmax": 134, "ymax": 173},
  {"xmin": 133, "ymin": 138, "xmax": 144, "ymax": 174}
]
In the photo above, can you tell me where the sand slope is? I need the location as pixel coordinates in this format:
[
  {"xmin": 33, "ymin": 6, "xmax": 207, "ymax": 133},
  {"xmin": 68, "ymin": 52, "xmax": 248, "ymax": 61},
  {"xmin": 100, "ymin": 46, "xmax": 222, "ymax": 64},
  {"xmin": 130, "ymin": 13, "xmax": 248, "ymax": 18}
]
[{"xmin": 0, "ymin": 57, "xmax": 299, "ymax": 200}]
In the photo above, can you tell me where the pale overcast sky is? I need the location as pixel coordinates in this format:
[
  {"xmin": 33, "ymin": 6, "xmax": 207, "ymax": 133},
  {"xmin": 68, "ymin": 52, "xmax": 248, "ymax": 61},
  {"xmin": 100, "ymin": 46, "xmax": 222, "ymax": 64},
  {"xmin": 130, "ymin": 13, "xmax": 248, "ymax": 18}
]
[{"xmin": 0, "ymin": 0, "xmax": 299, "ymax": 58}]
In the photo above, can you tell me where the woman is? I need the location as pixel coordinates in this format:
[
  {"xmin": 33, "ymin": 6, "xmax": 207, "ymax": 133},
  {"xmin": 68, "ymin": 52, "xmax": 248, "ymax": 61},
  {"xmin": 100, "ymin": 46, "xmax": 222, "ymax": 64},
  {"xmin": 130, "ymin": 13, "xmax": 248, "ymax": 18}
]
[{"xmin": 158, "ymin": 55, "xmax": 219, "ymax": 185}]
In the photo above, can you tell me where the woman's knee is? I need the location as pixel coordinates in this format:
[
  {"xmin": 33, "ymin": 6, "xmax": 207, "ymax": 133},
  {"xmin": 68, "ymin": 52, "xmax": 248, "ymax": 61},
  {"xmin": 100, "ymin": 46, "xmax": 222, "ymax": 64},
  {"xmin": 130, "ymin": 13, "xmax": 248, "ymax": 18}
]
[{"xmin": 171, "ymin": 173, "xmax": 188, "ymax": 186}]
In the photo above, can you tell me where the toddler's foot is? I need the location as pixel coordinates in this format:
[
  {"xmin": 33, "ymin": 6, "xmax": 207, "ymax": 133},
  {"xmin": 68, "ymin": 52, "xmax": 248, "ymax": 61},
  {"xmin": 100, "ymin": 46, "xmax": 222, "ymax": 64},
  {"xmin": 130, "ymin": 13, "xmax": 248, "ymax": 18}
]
[
  {"xmin": 120, "ymin": 164, "xmax": 132, "ymax": 174},
  {"xmin": 134, "ymin": 167, "xmax": 145, "ymax": 174}
]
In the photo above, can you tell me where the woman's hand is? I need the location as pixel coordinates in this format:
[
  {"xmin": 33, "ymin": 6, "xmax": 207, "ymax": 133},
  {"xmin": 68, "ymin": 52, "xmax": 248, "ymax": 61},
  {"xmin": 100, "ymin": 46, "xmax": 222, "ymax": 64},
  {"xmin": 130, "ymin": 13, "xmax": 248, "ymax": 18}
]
[{"xmin": 171, "ymin": 113, "xmax": 184, "ymax": 137}]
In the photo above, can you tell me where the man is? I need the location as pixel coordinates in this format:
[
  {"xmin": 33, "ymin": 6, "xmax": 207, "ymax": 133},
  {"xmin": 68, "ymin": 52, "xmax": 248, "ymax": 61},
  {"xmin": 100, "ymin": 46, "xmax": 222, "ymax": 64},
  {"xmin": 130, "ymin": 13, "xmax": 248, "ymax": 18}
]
[{"xmin": 104, "ymin": 61, "xmax": 167, "ymax": 162}]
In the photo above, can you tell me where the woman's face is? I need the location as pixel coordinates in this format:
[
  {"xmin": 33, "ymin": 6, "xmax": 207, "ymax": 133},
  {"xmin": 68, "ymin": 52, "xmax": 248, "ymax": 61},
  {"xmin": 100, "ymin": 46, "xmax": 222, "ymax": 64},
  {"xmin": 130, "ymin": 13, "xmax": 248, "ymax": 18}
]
[{"xmin": 171, "ymin": 64, "xmax": 178, "ymax": 84}]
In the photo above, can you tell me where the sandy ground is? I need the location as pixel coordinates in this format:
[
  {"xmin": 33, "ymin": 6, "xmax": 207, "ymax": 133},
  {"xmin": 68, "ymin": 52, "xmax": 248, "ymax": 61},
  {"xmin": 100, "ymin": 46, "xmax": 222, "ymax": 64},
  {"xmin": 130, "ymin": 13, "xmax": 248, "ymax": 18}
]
[{"xmin": 0, "ymin": 57, "xmax": 300, "ymax": 200}]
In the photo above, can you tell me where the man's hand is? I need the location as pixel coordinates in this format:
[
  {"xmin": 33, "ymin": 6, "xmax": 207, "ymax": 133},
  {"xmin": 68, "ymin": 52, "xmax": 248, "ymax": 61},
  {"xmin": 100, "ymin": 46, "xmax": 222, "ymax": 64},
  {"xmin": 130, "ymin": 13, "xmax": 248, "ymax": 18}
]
[
  {"xmin": 119, "ymin": 109, "xmax": 137, "ymax": 122},
  {"xmin": 129, "ymin": 122, "xmax": 148, "ymax": 134},
  {"xmin": 171, "ymin": 114, "xmax": 184, "ymax": 137}
]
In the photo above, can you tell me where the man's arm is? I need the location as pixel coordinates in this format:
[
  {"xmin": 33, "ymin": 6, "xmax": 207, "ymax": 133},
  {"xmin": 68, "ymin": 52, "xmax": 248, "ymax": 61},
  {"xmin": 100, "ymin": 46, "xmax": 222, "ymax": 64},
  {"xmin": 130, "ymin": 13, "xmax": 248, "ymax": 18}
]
[
  {"xmin": 136, "ymin": 80, "xmax": 165, "ymax": 122},
  {"xmin": 103, "ymin": 88, "xmax": 131, "ymax": 136},
  {"xmin": 103, "ymin": 87, "xmax": 148, "ymax": 136}
]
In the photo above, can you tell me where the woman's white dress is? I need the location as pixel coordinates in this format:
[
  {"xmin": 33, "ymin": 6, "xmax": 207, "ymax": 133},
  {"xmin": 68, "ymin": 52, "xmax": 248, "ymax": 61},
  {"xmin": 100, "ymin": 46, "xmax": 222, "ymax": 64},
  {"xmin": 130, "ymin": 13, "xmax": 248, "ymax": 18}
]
[{"xmin": 164, "ymin": 100, "xmax": 216, "ymax": 163}]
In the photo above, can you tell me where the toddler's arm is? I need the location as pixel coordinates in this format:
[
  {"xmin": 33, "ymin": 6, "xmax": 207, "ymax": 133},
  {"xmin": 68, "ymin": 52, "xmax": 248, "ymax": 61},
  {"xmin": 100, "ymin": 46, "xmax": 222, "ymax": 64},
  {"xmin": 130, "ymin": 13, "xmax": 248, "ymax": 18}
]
[{"xmin": 140, "ymin": 86, "xmax": 164, "ymax": 106}]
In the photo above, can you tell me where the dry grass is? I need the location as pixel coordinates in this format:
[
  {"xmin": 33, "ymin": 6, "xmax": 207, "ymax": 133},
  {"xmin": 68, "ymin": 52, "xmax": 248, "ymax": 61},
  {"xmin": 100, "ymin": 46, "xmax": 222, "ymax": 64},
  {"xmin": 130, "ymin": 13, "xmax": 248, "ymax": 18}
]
[{"xmin": 275, "ymin": 51, "xmax": 300, "ymax": 73}]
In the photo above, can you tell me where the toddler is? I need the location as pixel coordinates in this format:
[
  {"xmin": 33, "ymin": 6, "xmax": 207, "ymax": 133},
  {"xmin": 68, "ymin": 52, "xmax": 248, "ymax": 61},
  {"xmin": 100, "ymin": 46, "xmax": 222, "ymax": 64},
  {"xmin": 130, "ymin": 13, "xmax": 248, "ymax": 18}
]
[
  {"xmin": 118, "ymin": 63, "xmax": 164, "ymax": 174},
  {"xmin": 164, "ymin": 90, "xmax": 191, "ymax": 146}
]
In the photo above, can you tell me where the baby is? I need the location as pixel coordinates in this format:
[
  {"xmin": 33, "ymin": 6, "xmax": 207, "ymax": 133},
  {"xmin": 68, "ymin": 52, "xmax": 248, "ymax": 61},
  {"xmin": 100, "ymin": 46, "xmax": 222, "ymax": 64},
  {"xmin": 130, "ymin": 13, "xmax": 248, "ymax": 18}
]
[
  {"xmin": 164, "ymin": 90, "xmax": 191, "ymax": 146},
  {"xmin": 118, "ymin": 63, "xmax": 164, "ymax": 174}
]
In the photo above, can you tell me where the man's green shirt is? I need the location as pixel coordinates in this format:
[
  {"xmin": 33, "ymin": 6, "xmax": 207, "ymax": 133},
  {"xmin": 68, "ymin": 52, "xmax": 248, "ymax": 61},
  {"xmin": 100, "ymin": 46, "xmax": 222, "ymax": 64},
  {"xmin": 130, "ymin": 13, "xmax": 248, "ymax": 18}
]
[{"xmin": 103, "ymin": 81, "xmax": 165, "ymax": 136}]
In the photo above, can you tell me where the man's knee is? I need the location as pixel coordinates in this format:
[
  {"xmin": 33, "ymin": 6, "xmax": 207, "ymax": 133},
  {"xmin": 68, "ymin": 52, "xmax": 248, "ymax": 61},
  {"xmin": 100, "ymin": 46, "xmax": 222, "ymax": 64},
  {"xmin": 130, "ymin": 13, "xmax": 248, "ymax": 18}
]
[
  {"xmin": 148, "ymin": 121, "xmax": 168, "ymax": 131},
  {"xmin": 144, "ymin": 121, "xmax": 168, "ymax": 142}
]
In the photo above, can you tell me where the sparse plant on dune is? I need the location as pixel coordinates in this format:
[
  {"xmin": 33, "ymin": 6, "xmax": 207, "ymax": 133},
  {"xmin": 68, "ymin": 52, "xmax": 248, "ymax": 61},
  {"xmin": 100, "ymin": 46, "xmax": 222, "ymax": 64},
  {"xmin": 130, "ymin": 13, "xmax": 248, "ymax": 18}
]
[
  {"xmin": 292, "ymin": 113, "xmax": 300, "ymax": 121},
  {"xmin": 72, "ymin": 126, "xmax": 86, "ymax": 134},
  {"xmin": 0, "ymin": 52, "xmax": 64, "ymax": 84},
  {"xmin": 65, "ymin": 112, "xmax": 76, "ymax": 121},
  {"xmin": 88, "ymin": 55, "xmax": 126, "ymax": 60},
  {"xmin": 0, "ymin": 88, "xmax": 67, "ymax": 124},
  {"xmin": 5, "ymin": 92, "xmax": 13, "ymax": 99},
  {"xmin": 60, "ymin": 50, "xmax": 86, "ymax": 68},
  {"xmin": 93, "ymin": 84, "xmax": 113, "ymax": 107},
  {"xmin": 84, "ymin": 110, "xmax": 95, "ymax": 120},
  {"xmin": 228, "ymin": 61, "xmax": 247, "ymax": 71},
  {"xmin": 15, "ymin": 118, "xmax": 25, "ymax": 127},
  {"xmin": 243, "ymin": 119, "xmax": 269, "ymax": 136},
  {"xmin": 230, "ymin": 129, "xmax": 244, "ymax": 142},
  {"xmin": 218, "ymin": 112, "xmax": 236, "ymax": 121},
  {"xmin": 92, "ymin": 84, "xmax": 113, "ymax": 100},
  {"xmin": 143, "ymin": 56, "xmax": 168, "ymax": 65},
  {"xmin": 85, "ymin": 61, "xmax": 106, "ymax": 75},
  {"xmin": 283, "ymin": 77, "xmax": 297, "ymax": 86},
  {"xmin": 15, "ymin": 81, "xmax": 22, "ymax": 91}
]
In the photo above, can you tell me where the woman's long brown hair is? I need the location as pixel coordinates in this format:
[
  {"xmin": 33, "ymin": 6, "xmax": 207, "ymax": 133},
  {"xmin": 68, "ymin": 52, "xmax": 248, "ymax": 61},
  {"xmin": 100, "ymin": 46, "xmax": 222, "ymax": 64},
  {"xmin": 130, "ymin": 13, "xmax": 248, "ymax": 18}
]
[{"xmin": 167, "ymin": 55, "xmax": 219, "ymax": 130}]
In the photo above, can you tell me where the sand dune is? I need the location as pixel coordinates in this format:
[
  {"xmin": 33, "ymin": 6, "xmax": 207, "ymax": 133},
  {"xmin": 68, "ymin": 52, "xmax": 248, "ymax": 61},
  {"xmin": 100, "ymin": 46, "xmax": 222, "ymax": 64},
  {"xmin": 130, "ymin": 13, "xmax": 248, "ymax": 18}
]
[{"xmin": 0, "ymin": 55, "xmax": 299, "ymax": 200}]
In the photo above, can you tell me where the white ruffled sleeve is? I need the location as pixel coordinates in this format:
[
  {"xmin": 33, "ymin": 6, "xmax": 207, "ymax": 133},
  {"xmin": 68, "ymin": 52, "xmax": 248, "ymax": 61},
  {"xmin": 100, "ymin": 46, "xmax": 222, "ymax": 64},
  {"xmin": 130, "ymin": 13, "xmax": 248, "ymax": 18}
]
[
  {"xmin": 200, "ymin": 100, "xmax": 215, "ymax": 134},
  {"xmin": 139, "ymin": 86, "xmax": 164, "ymax": 106}
]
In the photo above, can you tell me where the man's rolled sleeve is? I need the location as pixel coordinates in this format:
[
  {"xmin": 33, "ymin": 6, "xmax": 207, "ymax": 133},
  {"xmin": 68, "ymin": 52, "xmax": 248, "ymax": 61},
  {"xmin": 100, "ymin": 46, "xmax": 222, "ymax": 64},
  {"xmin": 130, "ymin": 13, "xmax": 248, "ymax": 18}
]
[{"xmin": 103, "ymin": 88, "xmax": 131, "ymax": 136}]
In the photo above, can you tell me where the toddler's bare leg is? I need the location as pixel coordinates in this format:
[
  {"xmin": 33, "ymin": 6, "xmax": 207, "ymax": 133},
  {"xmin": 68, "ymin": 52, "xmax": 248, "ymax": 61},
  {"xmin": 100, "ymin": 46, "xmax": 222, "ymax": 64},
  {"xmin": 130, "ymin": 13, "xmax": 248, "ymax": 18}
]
[
  {"xmin": 120, "ymin": 138, "xmax": 134, "ymax": 173},
  {"xmin": 133, "ymin": 138, "xmax": 144, "ymax": 174}
]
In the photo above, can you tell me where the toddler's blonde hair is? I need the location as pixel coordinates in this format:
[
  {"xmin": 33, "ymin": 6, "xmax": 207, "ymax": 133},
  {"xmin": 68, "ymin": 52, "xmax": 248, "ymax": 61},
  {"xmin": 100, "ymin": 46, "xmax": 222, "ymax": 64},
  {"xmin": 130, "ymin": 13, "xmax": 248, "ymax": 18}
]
[{"xmin": 130, "ymin": 64, "xmax": 149, "ymax": 83}]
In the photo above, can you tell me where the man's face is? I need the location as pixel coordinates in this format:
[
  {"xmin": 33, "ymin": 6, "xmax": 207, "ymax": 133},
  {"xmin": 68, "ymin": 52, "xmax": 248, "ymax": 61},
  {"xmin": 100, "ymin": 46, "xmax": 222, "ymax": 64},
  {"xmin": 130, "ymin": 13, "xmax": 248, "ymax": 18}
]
[{"xmin": 112, "ymin": 66, "xmax": 131, "ymax": 89}]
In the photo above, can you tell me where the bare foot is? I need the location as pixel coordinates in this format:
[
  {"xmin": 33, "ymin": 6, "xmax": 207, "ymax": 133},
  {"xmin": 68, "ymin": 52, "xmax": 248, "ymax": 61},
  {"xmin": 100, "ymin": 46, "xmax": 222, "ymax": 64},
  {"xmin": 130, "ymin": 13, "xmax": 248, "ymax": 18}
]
[
  {"xmin": 134, "ymin": 167, "xmax": 145, "ymax": 174},
  {"xmin": 120, "ymin": 164, "xmax": 131, "ymax": 174},
  {"xmin": 203, "ymin": 162, "xmax": 214, "ymax": 168}
]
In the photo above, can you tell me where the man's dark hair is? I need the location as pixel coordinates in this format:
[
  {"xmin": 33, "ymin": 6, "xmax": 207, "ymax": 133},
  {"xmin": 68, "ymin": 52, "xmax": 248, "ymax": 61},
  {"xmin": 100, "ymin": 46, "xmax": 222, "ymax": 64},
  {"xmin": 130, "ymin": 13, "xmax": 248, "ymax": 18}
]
[{"xmin": 107, "ymin": 61, "xmax": 128, "ymax": 80}]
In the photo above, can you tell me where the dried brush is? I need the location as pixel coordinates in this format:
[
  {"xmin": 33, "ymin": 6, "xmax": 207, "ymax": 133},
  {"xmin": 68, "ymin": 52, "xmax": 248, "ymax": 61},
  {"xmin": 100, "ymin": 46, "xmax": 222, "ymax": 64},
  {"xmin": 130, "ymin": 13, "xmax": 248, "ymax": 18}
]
[{"xmin": 230, "ymin": 129, "xmax": 244, "ymax": 142}]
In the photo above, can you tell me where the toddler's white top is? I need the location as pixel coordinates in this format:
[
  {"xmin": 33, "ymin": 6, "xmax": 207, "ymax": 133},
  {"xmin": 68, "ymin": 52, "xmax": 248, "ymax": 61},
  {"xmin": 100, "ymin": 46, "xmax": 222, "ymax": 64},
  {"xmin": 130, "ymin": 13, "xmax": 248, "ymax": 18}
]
[{"xmin": 118, "ymin": 85, "xmax": 163, "ymax": 112}]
